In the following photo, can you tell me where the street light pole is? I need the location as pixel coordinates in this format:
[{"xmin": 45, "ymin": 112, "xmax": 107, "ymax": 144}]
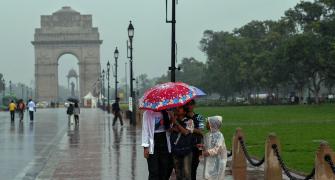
[
  {"xmin": 102, "ymin": 70, "xmax": 105, "ymax": 110},
  {"xmin": 125, "ymin": 62, "xmax": 128, "ymax": 103},
  {"xmin": 9, "ymin": 80, "xmax": 12, "ymax": 95},
  {"xmin": 2, "ymin": 79, "xmax": 5, "ymax": 105},
  {"xmin": 127, "ymin": 21, "xmax": 136, "ymax": 126},
  {"xmin": 107, "ymin": 61, "xmax": 111, "ymax": 114},
  {"xmin": 114, "ymin": 47, "xmax": 119, "ymax": 100},
  {"xmin": 166, "ymin": 0, "xmax": 177, "ymax": 82}
]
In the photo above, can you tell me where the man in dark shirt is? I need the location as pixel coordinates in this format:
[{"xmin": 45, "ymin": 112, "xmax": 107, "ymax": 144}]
[{"xmin": 112, "ymin": 97, "xmax": 123, "ymax": 126}]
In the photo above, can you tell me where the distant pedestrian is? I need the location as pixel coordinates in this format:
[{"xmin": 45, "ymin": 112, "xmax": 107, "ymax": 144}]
[
  {"xmin": 290, "ymin": 96, "xmax": 295, "ymax": 104},
  {"xmin": 74, "ymin": 103, "xmax": 80, "ymax": 125},
  {"xmin": 27, "ymin": 99, "xmax": 36, "ymax": 121},
  {"xmin": 112, "ymin": 97, "xmax": 123, "ymax": 126},
  {"xmin": 202, "ymin": 116, "xmax": 227, "ymax": 180},
  {"xmin": 8, "ymin": 100, "xmax": 17, "ymax": 121},
  {"xmin": 67, "ymin": 103, "xmax": 74, "ymax": 125},
  {"xmin": 17, "ymin": 100, "xmax": 26, "ymax": 121}
]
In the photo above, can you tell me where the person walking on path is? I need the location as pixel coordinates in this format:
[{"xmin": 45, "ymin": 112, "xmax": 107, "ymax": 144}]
[
  {"xmin": 170, "ymin": 105, "xmax": 194, "ymax": 180},
  {"xmin": 67, "ymin": 103, "xmax": 74, "ymax": 125},
  {"xmin": 27, "ymin": 99, "xmax": 36, "ymax": 122},
  {"xmin": 8, "ymin": 100, "xmax": 17, "ymax": 121},
  {"xmin": 185, "ymin": 100, "xmax": 205, "ymax": 180},
  {"xmin": 201, "ymin": 116, "xmax": 227, "ymax": 180},
  {"xmin": 142, "ymin": 109, "xmax": 173, "ymax": 180},
  {"xmin": 73, "ymin": 103, "xmax": 80, "ymax": 126},
  {"xmin": 112, "ymin": 97, "xmax": 123, "ymax": 126},
  {"xmin": 17, "ymin": 100, "xmax": 26, "ymax": 121}
]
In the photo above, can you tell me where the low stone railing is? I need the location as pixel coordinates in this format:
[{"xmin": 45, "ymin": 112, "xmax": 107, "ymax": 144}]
[{"xmin": 231, "ymin": 128, "xmax": 335, "ymax": 180}]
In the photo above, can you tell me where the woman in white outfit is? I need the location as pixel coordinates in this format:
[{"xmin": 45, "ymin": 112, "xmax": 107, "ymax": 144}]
[{"xmin": 142, "ymin": 110, "xmax": 173, "ymax": 180}]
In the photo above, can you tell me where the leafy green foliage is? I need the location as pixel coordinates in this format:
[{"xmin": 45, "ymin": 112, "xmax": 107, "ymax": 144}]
[
  {"xmin": 150, "ymin": 0, "xmax": 335, "ymax": 105},
  {"xmin": 196, "ymin": 0, "xmax": 335, "ymax": 103}
]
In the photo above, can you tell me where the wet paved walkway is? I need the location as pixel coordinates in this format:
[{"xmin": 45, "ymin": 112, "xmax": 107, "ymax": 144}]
[
  {"xmin": 0, "ymin": 109, "xmax": 68, "ymax": 180},
  {"xmin": 0, "ymin": 109, "xmax": 242, "ymax": 179},
  {"xmin": 0, "ymin": 108, "xmax": 146, "ymax": 180}
]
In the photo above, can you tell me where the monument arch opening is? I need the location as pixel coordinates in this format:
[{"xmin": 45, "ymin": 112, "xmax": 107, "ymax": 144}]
[
  {"xmin": 58, "ymin": 54, "xmax": 80, "ymax": 102},
  {"xmin": 32, "ymin": 6, "xmax": 102, "ymax": 103}
]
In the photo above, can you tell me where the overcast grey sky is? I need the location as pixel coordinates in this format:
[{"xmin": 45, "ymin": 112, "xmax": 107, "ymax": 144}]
[{"xmin": 0, "ymin": 0, "xmax": 300, "ymax": 86}]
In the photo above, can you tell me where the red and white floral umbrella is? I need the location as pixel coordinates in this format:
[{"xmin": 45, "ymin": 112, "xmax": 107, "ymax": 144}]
[{"xmin": 139, "ymin": 82, "xmax": 204, "ymax": 111}]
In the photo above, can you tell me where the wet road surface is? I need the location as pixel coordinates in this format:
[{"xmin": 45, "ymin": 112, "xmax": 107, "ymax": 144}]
[
  {"xmin": 0, "ymin": 109, "xmax": 234, "ymax": 180},
  {"xmin": 0, "ymin": 109, "xmax": 68, "ymax": 180}
]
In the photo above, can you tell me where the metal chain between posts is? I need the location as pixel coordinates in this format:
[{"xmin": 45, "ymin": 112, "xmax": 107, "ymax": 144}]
[
  {"xmin": 238, "ymin": 137, "xmax": 265, "ymax": 167},
  {"xmin": 324, "ymin": 154, "xmax": 335, "ymax": 175},
  {"xmin": 271, "ymin": 144, "xmax": 315, "ymax": 180}
]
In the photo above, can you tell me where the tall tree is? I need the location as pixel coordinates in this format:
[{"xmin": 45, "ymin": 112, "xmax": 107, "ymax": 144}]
[
  {"xmin": 283, "ymin": 0, "xmax": 335, "ymax": 103},
  {"xmin": 176, "ymin": 57, "xmax": 206, "ymax": 89},
  {"xmin": 283, "ymin": 33, "xmax": 330, "ymax": 103},
  {"xmin": 200, "ymin": 31, "xmax": 244, "ymax": 99}
]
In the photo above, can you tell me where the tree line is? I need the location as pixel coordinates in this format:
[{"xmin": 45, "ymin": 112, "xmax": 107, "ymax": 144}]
[{"xmin": 137, "ymin": 0, "xmax": 335, "ymax": 104}]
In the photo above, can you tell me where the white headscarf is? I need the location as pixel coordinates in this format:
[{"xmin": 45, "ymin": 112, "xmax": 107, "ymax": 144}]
[{"xmin": 208, "ymin": 116, "xmax": 222, "ymax": 133}]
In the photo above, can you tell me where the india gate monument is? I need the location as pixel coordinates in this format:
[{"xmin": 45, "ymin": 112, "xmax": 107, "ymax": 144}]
[{"xmin": 32, "ymin": 6, "xmax": 102, "ymax": 103}]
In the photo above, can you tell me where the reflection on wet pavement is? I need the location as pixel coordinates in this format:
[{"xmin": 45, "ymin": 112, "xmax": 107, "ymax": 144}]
[
  {"xmin": 0, "ymin": 109, "xmax": 147, "ymax": 180},
  {"xmin": 0, "ymin": 109, "xmax": 220, "ymax": 180},
  {"xmin": 36, "ymin": 109, "xmax": 139, "ymax": 179},
  {"xmin": 0, "ymin": 109, "xmax": 67, "ymax": 180}
]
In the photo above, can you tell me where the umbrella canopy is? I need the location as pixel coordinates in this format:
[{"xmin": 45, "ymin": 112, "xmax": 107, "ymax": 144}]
[
  {"xmin": 67, "ymin": 97, "xmax": 79, "ymax": 103},
  {"xmin": 190, "ymin": 86, "xmax": 206, "ymax": 96},
  {"xmin": 139, "ymin": 82, "xmax": 204, "ymax": 111}
]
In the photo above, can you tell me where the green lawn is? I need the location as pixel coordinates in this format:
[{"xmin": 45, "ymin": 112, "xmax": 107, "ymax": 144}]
[{"xmin": 196, "ymin": 104, "xmax": 335, "ymax": 173}]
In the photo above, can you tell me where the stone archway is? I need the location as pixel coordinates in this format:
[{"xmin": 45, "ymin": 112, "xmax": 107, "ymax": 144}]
[{"xmin": 32, "ymin": 7, "xmax": 102, "ymax": 103}]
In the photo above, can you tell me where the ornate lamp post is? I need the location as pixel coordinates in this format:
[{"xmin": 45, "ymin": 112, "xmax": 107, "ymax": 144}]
[
  {"xmin": 107, "ymin": 61, "xmax": 111, "ymax": 113},
  {"xmin": 9, "ymin": 80, "xmax": 12, "ymax": 95},
  {"xmin": 2, "ymin": 79, "xmax": 5, "ymax": 104},
  {"xmin": 127, "ymin": 21, "xmax": 136, "ymax": 125},
  {"xmin": 102, "ymin": 69, "xmax": 105, "ymax": 110},
  {"xmin": 114, "ymin": 47, "xmax": 119, "ymax": 100}
]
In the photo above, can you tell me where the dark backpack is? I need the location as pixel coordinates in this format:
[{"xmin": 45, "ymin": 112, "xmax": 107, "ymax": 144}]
[{"xmin": 67, "ymin": 106, "xmax": 74, "ymax": 115}]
